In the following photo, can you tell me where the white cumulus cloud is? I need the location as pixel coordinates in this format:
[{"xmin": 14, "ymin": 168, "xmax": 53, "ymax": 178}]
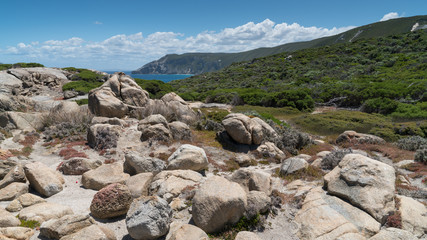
[
  {"xmin": 380, "ymin": 12, "xmax": 403, "ymax": 22},
  {"xmin": 1, "ymin": 19, "xmax": 355, "ymax": 69}
]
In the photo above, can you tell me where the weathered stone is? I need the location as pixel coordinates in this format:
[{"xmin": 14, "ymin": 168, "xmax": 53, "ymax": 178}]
[
  {"xmin": 81, "ymin": 163, "xmax": 130, "ymax": 191},
  {"xmin": 40, "ymin": 214, "xmax": 95, "ymax": 239},
  {"xmin": 324, "ymin": 154, "xmax": 395, "ymax": 223},
  {"xmin": 0, "ymin": 112, "xmax": 44, "ymax": 132},
  {"xmin": 6, "ymin": 193, "xmax": 46, "ymax": 212},
  {"xmin": 126, "ymin": 196, "xmax": 172, "ymax": 240},
  {"xmin": 250, "ymin": 117, "xmax": 279, "ymax": 144},
  {"xmin": 235, "ymin": 231, "xmax": 262, "ymax": 240},
  {"xmin": 397, "ymin": 195, "xmax": 427, "ymax": 238},
  {"xmin": 139, "ymin": 123, "xmax": 172, "ymax": 142},
  {"xmin": 60, "ymin": 225, "xmax": 116, "ymax": 240},
  {"xmin": 255, "ymin": 142, "xmax": 286, "ymax": 160},
  {"xmin": 124, "ymin": 152, "xmax": 165, "ymax": 175},
  {"xmin": 280, "ymin": 157, "xmax": 308, "ymax": 175},
  {"xmin": 90, "ymin": 183, "xmax": 132, "ymax": 219},
  {"xmin": 87, "ymin": 124, "xmax": 121, "ymax": 149},
  {"xmin": 160, "ymin": 92, "xmax": 198, "ymax": 124},
  {"xmin": 18, "ymin": 202, "xmax": 73, "ymax": 223},
  {"xmin": 125, "ymin": 172, "xmax": 154, "ymax": 198},
  {"xmin": 0, "ymin": 164, "xmax": 26, "ymax": 189},
  {"xmin": 167, "ymin": 144, "xmax": 208, "ymax": 171},
  {"xmin": 91, "ymin": 116, "xmax": 126, "ymax": 126},
  {"xmin": 149, "ymin": 170, "xmax": 204, "ymax": 202},
  {"xmin": 0, "ymin": 208, "xmax": 20, "ymax": 227},
  {"xmin": 222, "ymin": 113, "xmax": 252, "ymax": 145},
  {"xmin": 228, "ymin": 168, "xmax": 272, "ymax": 195},
  {"xmin": 0, "ymin": 182, "xmax": 28, "ymax": 201},
  {"xmin": 24, "ymin": 162, "xmax": 64, "ymax": 197},
  {"xmin": 59, "ymin": 158, "xmax": 102, "ymax": 175},
  {"xmin": 139, "ymin": 114, "xmax": 168, "ymax": 128},
  {"xmin": 165, "ymin": 222, "xmax": 209, "ymax": 240},
  {"xmin": 88, "ymin": 88, "xmax": 128, "ymax": 118},
  {"xmin": 169, "ymin": 121, "xmax": 192, "ymax": 141},
  {"xmin": 0, "ymin": 227, "xmax": 35, "ymax": 240},
  {"xmin": 234, "ymin": 154, "xmax": 254, "ymax": 167},
  {"xmin": 336, "ymin": 130, "xmax": 385, "ymax": 145},
  {"xmin": 63, "ymin": 90, "xmax": 78, "ymax": 99},
  {"xmin": 369, "ymin": 227, "xmax": 417, "ymax": 240},
  {"xmin": 0, "ymin": 160, "xmax": 17, "ymax": 180},
  {"xmin": 246, "ymin": 191, "xmax": 271, "ymax": 218},
  {"xmin": 192, "ymin": 176, "xmax": 247, "ymax": 233}
]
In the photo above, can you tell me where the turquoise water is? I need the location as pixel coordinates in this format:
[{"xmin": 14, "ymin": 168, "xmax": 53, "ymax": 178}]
[{"xmin": 105, "ymin": 71, "xmax": 193, "ymax": 83}]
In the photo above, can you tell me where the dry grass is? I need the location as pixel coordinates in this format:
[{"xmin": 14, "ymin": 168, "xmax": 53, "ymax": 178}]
[
  {"xmin": 10, "ymin": 133, "xmax": 39, "ymax": 157},
  {"xmin": 340, "ymin": 142, "xmax": 414, "ymax": 163},
  {"xmin": 281, "ymin": 166, "xmax": 324, "ymax": 183},
  {"xmin": 401, "ymin": 162, "xmax": 427, "ymax": 180},
  {"xmin": 0, "ymin": 150, "xmax": 14, "ymax": 160},
  {"xmin": 386, "ymin": 197, "xmax": 402, "ymax": 228},
  {"xmin": 191, "ymin": 130, "xmax": 222, "ymax": 148},
  {"xmin": 300, "ymin": 143, "xmax": 334, "ymax": 161}
]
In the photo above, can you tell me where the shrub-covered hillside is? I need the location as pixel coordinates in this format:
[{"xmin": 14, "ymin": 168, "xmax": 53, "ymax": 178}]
[{"xmin": 171, "ymin": 30, "xmax": 427, "ymax": 116}]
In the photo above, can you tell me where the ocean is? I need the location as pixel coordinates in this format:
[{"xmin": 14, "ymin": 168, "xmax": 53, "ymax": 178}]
[{"xmin": 105, "ymin": 71, "xmax": 193, "ymax": 83}]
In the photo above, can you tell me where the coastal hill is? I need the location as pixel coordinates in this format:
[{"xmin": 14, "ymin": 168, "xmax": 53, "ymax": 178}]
[{"xmin": 132, "ymin": 15, "xmax": 427, "ymax": 74}]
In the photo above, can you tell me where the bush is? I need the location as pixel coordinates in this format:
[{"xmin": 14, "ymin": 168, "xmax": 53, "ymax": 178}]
[
  {"xmin": 361, "ymin": 98, "xmax": 398, "ymax": 114},
  {"xmin": 272, "ymin": 126, "xmax": 312, "ymax": 155},
  {"xmin": 62, "ymin": 81, "xmax": 103, "ymax": 94},
  {"xmin": 134, "ymin": 79, "xmax": 174, "ymax": 99},
  {"xmin": 397, "ymin": 136, "xmax": 427, "ymax": 151},
  {"xmin": 414, "ymin": 148, "xmax": 427, "ymax": 163},
  {"xmin": 391, "ymin": 103, "xmax": 427, "ymax": 120},
  {"xmin": 321, "ymin": 148, "xmax": 353, "ymax": 170}
]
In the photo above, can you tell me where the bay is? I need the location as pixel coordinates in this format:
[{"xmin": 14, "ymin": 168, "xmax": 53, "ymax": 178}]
[{"xmin": 105, "ymin": 71, "xmax": 193, "ymax": 83}]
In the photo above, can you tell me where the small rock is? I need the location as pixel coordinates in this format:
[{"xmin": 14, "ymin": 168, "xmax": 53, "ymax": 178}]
[
  {"xmin": 59, "ymin": 158, "xmax": 102, "ymax": 175},
  {"xmin": 139, "ymin": 123, "xmax": 172, "ymax": 142},
  {"xmin": 0, "ymin": 182, "xmax": 28, "ymax": 201},
  {"xmin": 126, "ymin": 196, "xmax": 172, "ymax": 240},
  {"xmin": 228, "ymin": 168, "xmax": 272, "ymax": 195},
  {"xmin": 139, "ymin": 114, "xmax": 169, "ymax": 128},
  {"xmin": 0, "ymin": 164, "xmax": 26, "ymax": 189},
  {"xmin": 18, "ymin": 202, "xmax": 73, "ymax": 223},
  {"xmin": 125, "ymin": 172, "xmax": 154, "ymax": 198},
  {"xmin": 169, "ymin": 198, "xmax": 187, "ymax": 211},
  {"xmin": 0, "ymin": 227, "xmax": 35, "ymax": 240},
  {"xmin": 6, "ymin": 193, "xmax": 46, "ymax": 212},
  {"xmin": 123, "ymin": 152, "xmax": 165, "ymax": 175},
  {"xmin": 82, "ymin": 163, "xmax": 130, "ymax": 191},
  {"xmin": 24, "ymin": 161, "xmax": 64, "ymax": 197},
  {"xmin": 0, "ymin": 208, "xmax": 21, "ymax": 227},
  {"xmin": 222, "ymin": 113, "xmax": 252, "ymax": 145},
  {"xmin": 280, "ymin": 157, "xmax": 308, "ymax": 175},
  {"xmin": 60, "ymin": 225, "xmax": 116, "ymax": 240},
  {"xmin": 234, "ymin": 154, "xmax": 254, "ymax": 167},
  {"xmin": 246, "ymin": 191, "xmax": 271, "ymax": 218},
  {"xmin": 255, "ymin": 142, "xmax": 286, "ymax": 161},
  {"xmin": 169, "ymin": 121, "xmax": 192, "ymax": 141},
  {"xmin": 40, "ymin": 214, "xmax": 95, "ymax": 239},
  {"xmin": 316, "ymin": 151, "xmax": 331, "ymax": 159},
  {"xmin": 87, "ymin": 124, "xmax": 121, "ymax": 150},
  {"xmin": 167, "ymin": 144, "xmax": 208, "ymax": 171},
  {"xmin": 369, "ymin": 227, "xmax": 417, "ymax": 240},
  {"xmin": 90, "ymin": 183, "xmax": 132, "ymax": 219},
  {"xmin": 336, "ymin": 130, "xmax": 385, "ymax": 145},
  {"xmin": 165, "ymin": 221, "xmax": 209, "ymax": 240}
]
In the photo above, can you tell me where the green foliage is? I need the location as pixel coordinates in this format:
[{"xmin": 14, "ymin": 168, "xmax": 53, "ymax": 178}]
[
  {"xmin": 390, "ymin": 103, "xmax": 427, "ymax": 120},
  {"xmin": 0, "ymin": 62, "xmax": 44, "ymax": 70},
  {"xmin": 134, "ymin": 78, "xmax": 174, "ymax": 99},
  {"xmin": 75, "ymin": 99, "xmax": 89, "ymax": 105},
  {"xmin": 62, "ymin": 80, "xmax": 103, "ymax": 94},
  {"xmin": 361, "ymin": 98, "xmax": 398, "ymax": 114},
  {"xmin": 19, "ymin": 218, "xmax": 40, "ymax": 229},
  {"xmin": 63, "ymin": 67, "xmax": 105, "ymax": 82},
  {"xmin": 208, "ymin": 214, "xmax": 261, "ymax": 240}
]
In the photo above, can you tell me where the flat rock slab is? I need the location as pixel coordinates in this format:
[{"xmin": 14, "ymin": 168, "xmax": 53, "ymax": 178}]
[
  {"xmin": 60, "ymin": 224, "xmax": 116, "ymax": 240},
  {"xmin": 82, "ymin": 163, "xmax": 130, "ymax": 191},
  {"xmin": 18, "ymin": 202, "xmax": 73, "ymax": 223},
  {"xmin": 24, "ymin": 161, "xmax": 64, "ymax": 197},
  {"xmin": 0, "ymin": 227, "xmax": 35, "ymax": 240},
  {"xmin": 40, "ymin": 214, "xmax": 95, "ymax": 239},
  {"xmin": 0, "ymin": 182, "xmax": 28, "ymax": 201}
]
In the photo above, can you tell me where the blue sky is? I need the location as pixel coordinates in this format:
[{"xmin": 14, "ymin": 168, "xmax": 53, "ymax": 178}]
[{"xmin": 0, "ymin": 0, "xmax": 426, "ymax": 70}]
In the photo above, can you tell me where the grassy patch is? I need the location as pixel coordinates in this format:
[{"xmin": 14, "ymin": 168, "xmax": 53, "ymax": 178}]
[
  {"xmin": 19, "ymin": 218, "xmax": 40, "ymax": 229},
  {"xmin": 62, "ymin": 80, "xmax": 103, "ymax": 94},
  {"xmin": 281, "ymin": 166, "xmax": 324, "ymax": 182},
  {"xmin": 191, "ymin": 130, "xmax": 222, "ymax": 148},
  {"xmin": 232, "ymin": 105, "xmax": 301, "ymax": 121},
  {"xmin": 299, "ymin": 143, "xmax": 334, "ymax": 159},
  {"xmin": 340, "ymin": 142, "xmax": 414, "ymax": 163},
  {"xmin": 134, "ymin": 78, "xmax": 174, "ymax": 99},
  {"xmin": 75, "ymin": 99, "xmax": 89, "ymax": 105}
]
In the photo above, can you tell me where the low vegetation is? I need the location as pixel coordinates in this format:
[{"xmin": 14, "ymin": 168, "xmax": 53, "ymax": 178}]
[
  {"xmin": 0, "ymin": 62, "xmax": 44, "ymax": 71},
  {"xmin": 208, "ymin": 214, "xmax": 262, "ymax": 240},
  {"xmin": 134, "ymin": 78, "xmax": 174, "ymax": 99},
  {"xmin": 18, "ymin": 218, "xmax": 40, "ymax": 229},
  {"xmin": 61, "ymin": 68, "xmax": 105, "ymax": 93}
]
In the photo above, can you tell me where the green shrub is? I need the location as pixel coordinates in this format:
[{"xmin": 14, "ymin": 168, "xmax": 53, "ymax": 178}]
[
  {"xmin": 75, "ymin": 99, "xmax": 89, "ymax": 105},
  {"xmin": 361, "ymin": 98, "xmax": 398, "ymax": 114},
  {"xmin": 414, "ymin": 148, "xmax": 427, "ymax": 163},
  {"xmin": 62, "ymin": 81, "xmax": 103, "ymax": 93},
  {"xmin": 397, "ymin": 136, "xmax": 427, "ymax": 151},
  {"xmin": 134, "ymin": 78, "xmax": 174, "ymax": 99},
  {"xmin": 391, "ymin": 103, "xmax": 427, "ymax": 120},
  {"xmin": 0, "ymin": 62, "xmax": 44, "ymax": 70},
  {"xmin": 19, "ymin": 218, "xmax": 40, "ymax": 229}
]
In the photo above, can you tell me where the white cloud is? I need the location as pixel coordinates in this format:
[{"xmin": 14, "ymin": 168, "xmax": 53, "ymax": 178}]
[
  {"xmin": 94, "ymin": 21, "xmax": 103, "ymax": 25},
  {"xmin": 380, "ymin": 12, "xmax": 402, "ymax": 21},
  {"xmin": 1, "ymin": 19, "xmax": 355, "ymax": 69}
]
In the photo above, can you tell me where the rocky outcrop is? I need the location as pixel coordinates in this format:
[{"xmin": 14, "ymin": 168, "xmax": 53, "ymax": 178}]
[
  {"xmin": 324, "ymin": 154, "xmax": 395, "ymax": 223},
  {"xmin": 24, "ymin": 162, "xmax": 64, "ymax": 197},
  {"xmin": 88, "ymin": 73, "xmax": 197, "ymax": 124},
  {"xmin": 39, "ymin": 214, "xmax": 95, "ymax": 239},
  {"xmin": 397, "ymin": 195, "xmax": 427, "ymax": 238},
  {"xmin": 167, "ymin": 144, "xmax": 208, "ymax": 171},
  {"xmin": 149, "ymin": 170, "xmax": 204, "ymax": 202},
  {"xmin": 90, "ymin": 183, "xmax": 132, "ymax": 219},
  {"xmin": 336, "ymin": 130, "xmax": 385, "ymax": 145},
  {"xmin": 81, "ymin": 163, "xmax": 130, "ymax": 191},
  {"xmin": 0, "ymin": 112, "xmax": 44, "ymax": 132},
  {"xmin": 192, "ymin": 176, "xmax": 247, "ymax": 233},
  {"xmin": 295, "ymin": 187, "xmax": 380, "ymax": 239},
  {"xmin": 126, "ymin": 196, "xmax": 172, "ymax": 240},
  {"xmin": 222, "ymin": 114, "xmax": 278, "ymax": 145},
  {"xmin": 124, "ymin": 152, "xmax": 165, "ymax": 175}
]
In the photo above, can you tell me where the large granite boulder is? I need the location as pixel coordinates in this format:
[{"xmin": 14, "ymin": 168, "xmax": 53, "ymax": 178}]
[
  {"xmin": 169, "ymin": 121, "xmax": 192, "ymax": 141},
  {"xmin": 126, "ymin": 196, "xmax": 172, "ymax": 240},
  {"xmin": 6, "ymin": 193, "xmax": 46, "ymax": 212},
  {"xmin": 90, "ymin": 183, "xmax": 132, "ymax": 219},
  {"xmin": 0, "ymin": 182, "xmax": 28, "ymax": 201},
  {"xmin": 397, "ymin": 195, "xmax": 427, "ymax": 238},
  {"xmin": 39, "ymin": 214, "xmax": 95, "ymax": 239},
  {"xmin": 149, "ymin": 170, "xmax": 204, "ymax": 202},
  {"xmin": 139, "ymin": 123, "xmax": 173, "ymax": 142},
  {"xmin": 324, "ymin": 154, "xmax": 395, "ymax": 223},
  {"xmin": 81, "ymin": 163, "xmax": 130, "ymax": 191},
  {"xmin": 0, "ymin": 112, "xmax": 44, "ymax": 132},
  {"xmin": 24, "ymin": 162, "xmax": 64, "ymax": 197},
  {"xmin": 192, "ymin": 176, "xmax": 247, "ymax": 233},
  {"xmin": 124, "ymin": 152, "xmax": 165, "ymax": 175},
  {"xmin": 139, "ymin": 114, "xmax": 168, "ymax": 127},
  {"xmin": 0, "ymin": 227, "xmax": 35, "ymax": 240},
  {"xmin": 0, "ymin": 164, "xmax": 26, "ymax": 189},
  {"xmin": 167, "ymin": 144, "xmax": 208, "ymax": 171},
  {"xmin": 87, "ymin": 124, "xmax": 121, "ymax": 150},
  {"xmin": 295, "ymin": 187, "xmax": 380, "ymax": 239},
  {"xmin": 0, "ymin": 208, "xmax": 21, "ymax": 227}
]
